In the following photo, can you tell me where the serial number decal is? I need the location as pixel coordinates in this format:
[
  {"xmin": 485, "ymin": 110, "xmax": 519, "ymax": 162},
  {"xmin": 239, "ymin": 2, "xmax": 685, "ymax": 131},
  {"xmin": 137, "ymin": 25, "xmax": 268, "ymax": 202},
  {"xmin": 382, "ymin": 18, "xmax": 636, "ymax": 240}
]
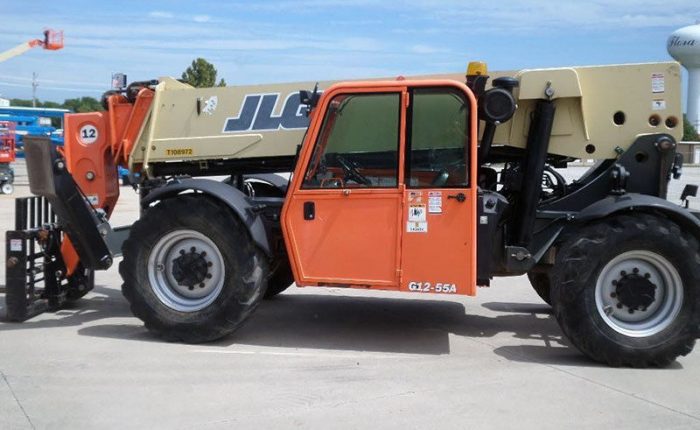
[
  {"xmin": 408, "ymin": 281, "xmax": 457, "ymax": 294},
  {"xmin": 166, "ymin": 148, "xmax": 194, "ymax": 156}
]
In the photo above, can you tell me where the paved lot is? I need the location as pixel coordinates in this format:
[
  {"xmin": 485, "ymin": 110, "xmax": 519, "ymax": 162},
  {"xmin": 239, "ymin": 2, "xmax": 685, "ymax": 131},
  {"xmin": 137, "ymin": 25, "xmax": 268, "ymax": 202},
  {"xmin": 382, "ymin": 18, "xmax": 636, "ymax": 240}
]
[{"xmin": 1, "ymin": 161, "xmax": 700, "ymax": 429}]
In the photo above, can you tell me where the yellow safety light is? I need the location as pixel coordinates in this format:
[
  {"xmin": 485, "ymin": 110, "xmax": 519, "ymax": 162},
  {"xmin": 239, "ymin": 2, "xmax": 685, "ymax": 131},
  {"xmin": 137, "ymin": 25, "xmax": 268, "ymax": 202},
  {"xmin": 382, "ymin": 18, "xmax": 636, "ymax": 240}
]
[{"xmin": 467, "ymin": 61, "xmax": 488, "ymax": 76}]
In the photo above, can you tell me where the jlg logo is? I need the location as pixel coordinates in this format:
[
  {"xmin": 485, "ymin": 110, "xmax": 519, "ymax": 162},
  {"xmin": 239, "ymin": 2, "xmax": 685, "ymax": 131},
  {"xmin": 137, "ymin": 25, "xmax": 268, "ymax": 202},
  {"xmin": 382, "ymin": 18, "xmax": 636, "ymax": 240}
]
[{"xmin": 222, "ymin": 92, "xmax": 312, "ymax": 133}]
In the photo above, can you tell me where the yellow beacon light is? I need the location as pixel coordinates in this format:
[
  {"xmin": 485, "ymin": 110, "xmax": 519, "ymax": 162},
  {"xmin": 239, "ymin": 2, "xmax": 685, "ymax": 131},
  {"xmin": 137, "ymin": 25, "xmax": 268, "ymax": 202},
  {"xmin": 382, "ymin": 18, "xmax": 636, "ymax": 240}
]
[{"xmin": 467, "ymin": 61, "xmax": 488, "ymax": 76}]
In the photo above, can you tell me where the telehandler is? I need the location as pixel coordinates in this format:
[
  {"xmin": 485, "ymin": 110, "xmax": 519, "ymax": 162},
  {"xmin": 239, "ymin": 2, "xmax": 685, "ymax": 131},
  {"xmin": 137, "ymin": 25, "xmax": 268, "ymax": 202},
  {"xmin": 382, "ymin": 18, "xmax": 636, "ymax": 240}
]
[{"xmin": 5, "ymin": 61, "xmax": 700, "ymax": 367}]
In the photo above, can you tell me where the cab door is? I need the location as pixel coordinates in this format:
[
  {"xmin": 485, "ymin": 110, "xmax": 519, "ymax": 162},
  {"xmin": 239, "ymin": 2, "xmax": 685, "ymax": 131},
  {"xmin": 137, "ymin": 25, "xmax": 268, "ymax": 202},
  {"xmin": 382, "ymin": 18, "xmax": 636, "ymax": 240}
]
[
  {"xmin": 282, "ymin": 88, "xmax": 406, "ymax": 288},
  {"xmin": 400, "ymin": 87, "xmax": 477, "ymax": 296}
]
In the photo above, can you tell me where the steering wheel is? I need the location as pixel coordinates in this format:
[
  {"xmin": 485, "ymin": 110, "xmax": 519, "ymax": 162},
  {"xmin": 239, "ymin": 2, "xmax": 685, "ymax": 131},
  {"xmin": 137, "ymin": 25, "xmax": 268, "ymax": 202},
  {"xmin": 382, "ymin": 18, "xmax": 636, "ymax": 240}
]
[
  {"xmin": 431, "ymin": 169, "xmax": 450, "ymax": 187},
  {"xmin": 335, "ymin": 155, "xmax": 372, "ymax": 186}
]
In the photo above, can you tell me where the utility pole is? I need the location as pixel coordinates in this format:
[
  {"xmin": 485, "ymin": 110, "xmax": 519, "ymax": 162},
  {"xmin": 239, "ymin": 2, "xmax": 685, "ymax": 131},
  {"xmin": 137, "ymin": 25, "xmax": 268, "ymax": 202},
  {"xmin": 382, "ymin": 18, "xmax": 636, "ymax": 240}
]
[{"xmin": 32, "ymin": 72, "xmax": 38, "ymax": 107}]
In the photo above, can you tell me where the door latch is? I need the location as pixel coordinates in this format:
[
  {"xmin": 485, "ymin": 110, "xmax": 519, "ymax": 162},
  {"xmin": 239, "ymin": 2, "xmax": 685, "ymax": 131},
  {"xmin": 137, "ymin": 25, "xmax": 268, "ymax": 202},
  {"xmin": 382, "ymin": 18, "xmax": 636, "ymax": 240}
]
[
  {"xmin": 303, "ymin": 201, "xmax": 315, "ymax": 220},
  {"xmin": 447, "ymin": 192, "xmax": 466, "ymax": 203}
]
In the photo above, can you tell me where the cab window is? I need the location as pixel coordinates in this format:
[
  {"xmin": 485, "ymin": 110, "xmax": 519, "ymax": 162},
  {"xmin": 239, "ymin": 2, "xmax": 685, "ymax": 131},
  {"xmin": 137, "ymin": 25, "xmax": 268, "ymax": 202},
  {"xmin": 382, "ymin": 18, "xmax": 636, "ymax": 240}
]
[
  {"xmin": 302, "ymin": 93, "xmax": 400, "ymax": 189},
  {"xmin": 407, "ymin": 88, "xmax": 469, "ymax": 188}
]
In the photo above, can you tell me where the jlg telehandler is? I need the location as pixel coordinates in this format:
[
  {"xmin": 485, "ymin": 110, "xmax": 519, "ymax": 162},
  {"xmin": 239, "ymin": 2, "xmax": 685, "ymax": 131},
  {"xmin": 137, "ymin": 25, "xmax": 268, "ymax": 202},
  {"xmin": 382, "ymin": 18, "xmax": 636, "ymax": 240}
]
[{"xmin": 5, "ymin": 61, "xmax": 700, "ymax": 367}]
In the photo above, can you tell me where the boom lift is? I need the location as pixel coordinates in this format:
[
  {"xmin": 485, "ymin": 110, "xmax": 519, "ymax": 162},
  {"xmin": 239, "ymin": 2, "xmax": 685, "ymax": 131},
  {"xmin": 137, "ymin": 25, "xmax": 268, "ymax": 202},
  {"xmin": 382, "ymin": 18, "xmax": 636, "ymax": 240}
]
[
  {"xmin": 5, "ymin": 61, "xmax": 700, "ymax": 367},
  {"xmin": 0, "ymin": 29, "xmax": 63, "ymax": 63}
]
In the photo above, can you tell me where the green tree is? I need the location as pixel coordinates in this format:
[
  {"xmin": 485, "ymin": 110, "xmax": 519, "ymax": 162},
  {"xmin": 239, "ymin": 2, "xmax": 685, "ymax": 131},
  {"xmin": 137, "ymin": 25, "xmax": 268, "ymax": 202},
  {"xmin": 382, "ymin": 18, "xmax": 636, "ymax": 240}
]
[
  {"xmin": 63, "ymin": 96, "xmax": 103, "ymax": 113},
  {"xmin": 181, "ymin": 57, "xmax": 227, "ymax": 88},
  {"xmin": 9, "ymin": 98, "xmax": 33, "ymax": 107},
  {"xmin": 683, "ymin": 114, "xmax": 699, "ymax": 142}
]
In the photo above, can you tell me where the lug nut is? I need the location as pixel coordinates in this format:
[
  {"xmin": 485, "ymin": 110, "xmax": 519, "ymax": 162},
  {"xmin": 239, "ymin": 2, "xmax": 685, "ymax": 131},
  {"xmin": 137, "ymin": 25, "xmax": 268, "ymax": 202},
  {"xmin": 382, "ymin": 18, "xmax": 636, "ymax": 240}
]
[
  {"xmin": 612, "ymin": 280, "xmax": 618, "ymax": 286},
  {"xmin": 190, "ymin": 247, "xmax": 196, "ymax": 252},
  {"xmin": 199, "ymin": 283, "xmax": 205, "ymax": 288},
  {"xmin": 633, "ymin": 268, "xmax": 639, "ymax": 274},
  {"xmin": 179, "ymin": 250, "xmax": 185, "ymax": 255},
  {"xmin": 644, "ymin": 273, "xmax": 651, "ymax": 279},
  {"xmin": 617, "ymin": 303, "xmax": 624, "ymax": 309},
  {"xmin": 207, "ymin": 262, "xmax": 213, "ymax": 267},
  {"xmin": 628, "ymin": 309, "xmax": 635, "ymax": 314},
  {"xmin": 205, "ymin": 273, "xmax": 212, "ymax": 279},
  {"xmin": 188, "ymin": 285, "xmax": 194, "ymax": 291},
  {"xmin": 620, "ymin": 270, "xmax": 627, "ymax": 276},
  {"xmin": 610, "ymin": 292, "xmax": 617, "ymax": 298}
]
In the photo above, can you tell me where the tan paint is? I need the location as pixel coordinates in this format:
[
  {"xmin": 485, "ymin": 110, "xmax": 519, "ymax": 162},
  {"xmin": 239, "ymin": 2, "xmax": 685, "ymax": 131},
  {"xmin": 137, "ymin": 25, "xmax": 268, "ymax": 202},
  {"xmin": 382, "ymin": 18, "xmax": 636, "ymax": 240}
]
[{"xmin": 129, "ymin": 62, "xmax": 682, "ymax": 173}]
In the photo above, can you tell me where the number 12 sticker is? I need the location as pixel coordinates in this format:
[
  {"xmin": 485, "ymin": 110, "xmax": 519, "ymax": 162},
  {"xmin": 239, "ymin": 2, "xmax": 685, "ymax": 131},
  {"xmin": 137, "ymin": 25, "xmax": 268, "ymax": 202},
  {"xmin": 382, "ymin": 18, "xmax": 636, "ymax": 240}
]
[{"xmin": 79, "ymin": 124, "xmax": 98, "ymax": 145}]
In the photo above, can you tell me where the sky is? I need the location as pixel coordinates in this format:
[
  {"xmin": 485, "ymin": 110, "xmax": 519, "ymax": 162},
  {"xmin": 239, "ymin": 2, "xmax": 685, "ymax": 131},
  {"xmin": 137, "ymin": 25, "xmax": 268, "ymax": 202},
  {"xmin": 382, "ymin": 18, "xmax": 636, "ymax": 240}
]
[{"xmin": 0, "ymin": 0, "xmax": 699, "ymax": 104}]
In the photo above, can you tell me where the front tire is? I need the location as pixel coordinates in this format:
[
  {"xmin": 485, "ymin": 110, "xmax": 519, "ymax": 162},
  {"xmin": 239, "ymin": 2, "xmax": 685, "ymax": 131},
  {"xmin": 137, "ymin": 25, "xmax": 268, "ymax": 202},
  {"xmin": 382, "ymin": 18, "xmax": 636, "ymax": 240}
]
[
  {"xmin": 527, "ymin": 271, "xmax": 552, "ymax": 305},
  {"xmin": 1, "ymin": 182, "xmax": 13, "ymax": 194},
  {"xmin": 551, "ymin": 214, "xmax": 699, "ymax": 367},
  {"xmin": 120, "ymin": 195, "xmax": 269, "ymax": 343}
]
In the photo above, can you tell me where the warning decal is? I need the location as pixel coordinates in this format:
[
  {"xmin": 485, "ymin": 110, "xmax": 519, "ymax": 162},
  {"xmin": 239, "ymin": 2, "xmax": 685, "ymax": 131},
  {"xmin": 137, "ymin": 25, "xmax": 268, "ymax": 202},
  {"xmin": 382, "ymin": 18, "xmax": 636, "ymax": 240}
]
[
  {"xmin": 652, "ymin": 99, "xmax": 666, "ymax": 111},
  {"xmin": 428, "ymin": 191, "xmax": 442, "ymax": 214},
  {"xmin": 407, "ymin": 222, "xmax": 428, "ymax": 233},
  {"xmin": 652, "ymin": 73, "xmax": 665, "ymax": 94},
  {"xmin": 408, "ymin": 205, "xmax": 426, "ymax": 222},
  {"xmin": 10, "ymin": 239, "xmax": 22, "ymax": 252},
  {"xmin": 407, "ymin": 204, "xmax": 427, "ymax": 233}
]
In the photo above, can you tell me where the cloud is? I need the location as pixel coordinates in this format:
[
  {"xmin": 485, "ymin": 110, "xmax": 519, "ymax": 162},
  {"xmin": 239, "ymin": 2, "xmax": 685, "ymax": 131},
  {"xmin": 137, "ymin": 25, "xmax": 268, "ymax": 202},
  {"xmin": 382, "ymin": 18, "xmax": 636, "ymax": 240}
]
[
  {"xmin": 148, "ymin": 11, "xmax": 174, "ymax": 19},
  {"xmin": 193, "ymin": 15, "xmax": 211, "ymax": 23},
  {"xmin": 410, "ymin": 44, "xmax": 448, "ymax": 54}
]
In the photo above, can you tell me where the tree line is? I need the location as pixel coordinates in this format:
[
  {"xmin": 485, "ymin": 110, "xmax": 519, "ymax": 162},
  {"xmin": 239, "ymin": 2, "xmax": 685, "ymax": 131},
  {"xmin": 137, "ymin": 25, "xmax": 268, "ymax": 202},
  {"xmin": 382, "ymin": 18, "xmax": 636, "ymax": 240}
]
[{"xmin": 8, "ymin": 57, "xmax": 226, "ymax": 114}]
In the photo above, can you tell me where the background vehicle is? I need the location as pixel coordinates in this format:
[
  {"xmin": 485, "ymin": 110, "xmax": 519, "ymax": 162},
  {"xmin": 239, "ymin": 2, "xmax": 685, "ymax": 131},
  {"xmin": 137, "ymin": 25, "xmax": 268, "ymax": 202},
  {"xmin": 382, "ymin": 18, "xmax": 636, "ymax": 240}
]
[
  {"xmin": 5, "ymin": 61, "xmax": 699, "ymax": 367},
  {"xmin": 0, "ymin": 121, "xmax": 16, "ymax": 194}
]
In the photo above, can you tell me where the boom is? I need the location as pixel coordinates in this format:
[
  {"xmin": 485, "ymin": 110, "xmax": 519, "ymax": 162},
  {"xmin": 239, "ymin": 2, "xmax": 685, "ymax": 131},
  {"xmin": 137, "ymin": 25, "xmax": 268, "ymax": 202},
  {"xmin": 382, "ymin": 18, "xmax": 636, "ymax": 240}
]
[{"xmin": 0, "ymin": 30, "xmax": 63, "ymax": 63}]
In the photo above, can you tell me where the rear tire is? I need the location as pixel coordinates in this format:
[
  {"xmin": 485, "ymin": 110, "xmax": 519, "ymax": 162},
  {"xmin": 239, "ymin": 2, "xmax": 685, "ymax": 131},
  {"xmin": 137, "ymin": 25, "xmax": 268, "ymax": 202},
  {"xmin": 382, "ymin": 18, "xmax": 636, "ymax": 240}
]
[
  {"xmin": 527, "ymin": 271, "xmax": 552, "ymax": 305},
  {"xmin": 120, "ymin": 195, "xmax": 269, "ymax": 343},
  {"xmin": 551, "ymin": 214, "xmax": 699, "ymax": 367},
  {"xmin": 264, "ymin": 261, "xmax": 294, "ymax": 299}
]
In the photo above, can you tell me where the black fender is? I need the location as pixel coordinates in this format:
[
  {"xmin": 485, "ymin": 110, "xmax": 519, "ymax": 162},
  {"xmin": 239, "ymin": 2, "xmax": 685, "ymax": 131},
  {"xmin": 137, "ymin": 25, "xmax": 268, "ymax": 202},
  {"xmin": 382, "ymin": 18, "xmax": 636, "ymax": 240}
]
[
  {"xmin": 141, "ymin": 178, "xmax": 273, "ymax": 257},
  {"xmin": 577, "ymin": 193, "xmax": 700, "ymax": 238}
]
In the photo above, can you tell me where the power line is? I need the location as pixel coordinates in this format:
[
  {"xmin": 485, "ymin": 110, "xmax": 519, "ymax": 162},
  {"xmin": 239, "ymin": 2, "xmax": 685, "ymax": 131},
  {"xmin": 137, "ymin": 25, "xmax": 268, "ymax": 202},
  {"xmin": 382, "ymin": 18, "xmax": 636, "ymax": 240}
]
[
  {"xmin": 0, "ymin": 73, "xmax": 106, "ymax": 88},
  {"xmin": 0, "ymin": 80, "xmax": 102, "ymax": 93}
]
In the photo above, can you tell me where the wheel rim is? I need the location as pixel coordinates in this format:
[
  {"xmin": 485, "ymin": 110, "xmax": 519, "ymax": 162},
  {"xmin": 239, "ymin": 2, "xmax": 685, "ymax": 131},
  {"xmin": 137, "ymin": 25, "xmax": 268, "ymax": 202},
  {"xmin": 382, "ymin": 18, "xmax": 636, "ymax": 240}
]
[
  {"xmin": 595, "ymin": 250, "xmax": 683, "ymax": 337},
  {"xmin": 2, "ymin": 183, "xmax": 13, "ymax": 194},
  {"xmin": 147, "ymin": 230, "xmax": 225, "ymax": 312}
]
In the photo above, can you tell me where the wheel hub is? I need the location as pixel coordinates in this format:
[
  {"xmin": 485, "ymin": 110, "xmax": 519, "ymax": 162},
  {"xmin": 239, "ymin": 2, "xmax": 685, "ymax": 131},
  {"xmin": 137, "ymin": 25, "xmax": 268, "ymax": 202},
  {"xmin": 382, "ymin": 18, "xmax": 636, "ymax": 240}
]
[
  {"xmin": 171, "ymin": 247, "xmax": 211, "ymax": 290},
  {"xmin": 613, "ymin": 270, "xmax": 657, "ymax": 313},
  {"xmin": 595, "ymin": 250, "xmax": 683, "ymax": 337},
  {"xmin": 147, "ymin": 230, "xmax": 225, "ymax": 312}
]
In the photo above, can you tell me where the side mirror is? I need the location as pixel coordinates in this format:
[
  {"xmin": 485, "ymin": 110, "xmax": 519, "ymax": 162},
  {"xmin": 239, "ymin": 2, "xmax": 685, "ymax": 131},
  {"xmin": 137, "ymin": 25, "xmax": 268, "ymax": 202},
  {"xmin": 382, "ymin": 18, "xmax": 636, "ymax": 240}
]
[
  {"xmin": 300, "ymin": 84, "xmax": 321, "ymax": 107},
  {"xmin": 299, "ymin": 90, "xmax": 311, "ymax": 105},
  {"xmin": 299, "ymin": 84, "xmax": 321, "ymax": 117}
]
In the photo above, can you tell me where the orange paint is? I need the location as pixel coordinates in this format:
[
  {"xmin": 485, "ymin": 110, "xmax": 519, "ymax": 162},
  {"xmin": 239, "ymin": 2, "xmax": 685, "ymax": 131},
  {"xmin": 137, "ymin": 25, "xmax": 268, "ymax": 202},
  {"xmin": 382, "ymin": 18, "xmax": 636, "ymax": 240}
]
[
  {"xmin": 282, "ymin": 80, "xmax": 478, "ymax": 296},
  {"xmin": 59, "ymin": 90, "xmax": 154, "ymax": 274}
]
